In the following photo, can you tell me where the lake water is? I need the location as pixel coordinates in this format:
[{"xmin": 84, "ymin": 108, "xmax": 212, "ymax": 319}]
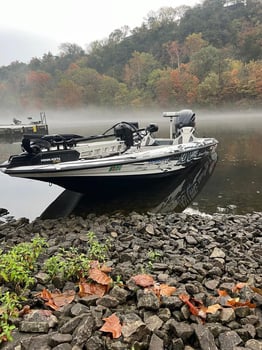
[{"xmin": 0, "ymin": 108, "xmax": 261, "ymax": 220}]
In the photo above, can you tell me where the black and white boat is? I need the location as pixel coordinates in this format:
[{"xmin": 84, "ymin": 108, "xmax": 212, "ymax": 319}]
[{"xmin": 0, "ymin": 110, "xmax": 218, "ymax": 193}]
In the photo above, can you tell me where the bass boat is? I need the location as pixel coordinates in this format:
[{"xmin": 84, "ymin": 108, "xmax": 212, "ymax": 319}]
[{"xmin": 0, "ymin": 110, "xmax": 218, "ymax": 193}]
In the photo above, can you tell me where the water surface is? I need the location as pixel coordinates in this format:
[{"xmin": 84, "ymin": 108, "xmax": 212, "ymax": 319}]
[{"xmin": 0, "ymin": 108, "xmax": 261, "ymax": 219}]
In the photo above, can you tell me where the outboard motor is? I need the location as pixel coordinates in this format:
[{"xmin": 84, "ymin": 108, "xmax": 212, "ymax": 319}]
[
  {"xmin": 174, "ymin": 110, "xmax": 195, "ymax": 137},
  {"xmin": 114, "ymin": 123, "xmax": 135, "ymax": 148}
]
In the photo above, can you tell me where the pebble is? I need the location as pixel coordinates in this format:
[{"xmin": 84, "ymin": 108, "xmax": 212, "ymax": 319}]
[{"xmin": 0, "ymin": 211, "xmax": 261, "ymax": 349}]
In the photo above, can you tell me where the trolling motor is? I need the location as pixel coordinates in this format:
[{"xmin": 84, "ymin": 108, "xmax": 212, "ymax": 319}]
[{"xmin": 163, "ymin": 110, "xmax": 195, "ymax": 138}]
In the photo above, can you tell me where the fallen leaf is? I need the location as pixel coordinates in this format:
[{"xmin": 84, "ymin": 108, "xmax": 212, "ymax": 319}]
[
  {"xmin": 226, "ymin": 299, "xmax": 256, "ymax": 308},
  {"xmin": 89, "ymin": 267, "xmax": 112, "ymax": 286},
  {"xmin": 205, "ymin": 304, "xmax": 222, "ymax": 314},
  {"xmin": 217, "ymin": 289, "xmax": 229, "ymax": 297},
  {"xmin": 179, "ymin": 294, "xmax": 205, "ymax": 318},
  {"xmin": 100, "ymin": 313, "xmax": 122, "ymax": 338},
  {"xmin": 78, "ymin": 281, "xmax": 108, "ymax": 298},
  {"xmin": 132, "ymin": 274, "xmax": 155, "ymax": 287},
  {"xmin": 38, "ymin": 288, "xmax": 75, "ymax": 310},
  {"xmin": 150, "ymin": 284, "xmax": 176, "ymax": 298}
]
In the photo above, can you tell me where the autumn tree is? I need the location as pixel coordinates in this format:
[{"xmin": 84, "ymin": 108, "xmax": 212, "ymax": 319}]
[
  {"xmin": 165, "ymin": 41, "xmax": 183, "ymax": 69},
  {"xmin": 184, "ymin": 33, "xmax": 208, "ymax": 59}
]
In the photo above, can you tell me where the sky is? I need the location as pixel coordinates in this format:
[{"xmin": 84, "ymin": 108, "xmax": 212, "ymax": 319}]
[{"xmin": 0, "ymin": 0, "xmax": 200, "ymax": 66}]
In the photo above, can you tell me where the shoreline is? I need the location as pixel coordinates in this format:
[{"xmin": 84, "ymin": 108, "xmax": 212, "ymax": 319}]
[{"xmin": 0, "ymin": 211, "xmax": 261, "ymax": 349}]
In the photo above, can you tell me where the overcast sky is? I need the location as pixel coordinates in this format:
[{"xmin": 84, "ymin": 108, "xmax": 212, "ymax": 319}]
[{"xmin": 0, "ymin": 0, "xmax": 200, "ymax": 66}]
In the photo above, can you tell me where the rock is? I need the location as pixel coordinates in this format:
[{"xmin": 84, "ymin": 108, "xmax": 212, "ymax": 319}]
[
  {"xmin": 218, "ymin": 330, "xmax": 243, "ymax": 350},
  {"xmin": 72, "ymin": 315, "xmax": 94, "ymax": 346},
  {"xmin": 194, "ymin": 324, "xmax": 218, "ymax": 350},
  {"xmin": 137, "ymin": 290, "xmax": 160, "ymax": 310},
  {"xmin": 210, "ymin": 247, "xmax": 226, "ymax": 258},
  {"xmin": 245, "ymin": 339, "xmax": 262, "ymax": 350},
  {"xmin": 149, "ymin": 333, "xmax": 164, "ymax": 350},
  {"xmin": 0, "ymin": 211, "xmax": 261, "ymax": 350},
  {"xmin": 220, "ymin": 308, "xmax": 236, "ymax": 323},
  {"xmin": 144, "ymin": 315, "xmax": 163, "ymax": 331},
  {"xmin": 121, "ymin": 313, "xmax": 150, "ymax": 342}
]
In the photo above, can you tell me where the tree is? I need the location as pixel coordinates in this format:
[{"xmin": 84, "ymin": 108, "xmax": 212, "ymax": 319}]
[
  {"xmin": 190, "ymin": 45, "xmax": 220, "ymax": 81},
  {"xmin": 165, "ymin": 41, "xmax": 183, "ymax": 69},
  {"xmin": 184, "ymin": 33, "xmax": 208, "ymax": 59},
  {"xmin": 123, "ymin": 51, "xmax": 160, "ymax": 89}
]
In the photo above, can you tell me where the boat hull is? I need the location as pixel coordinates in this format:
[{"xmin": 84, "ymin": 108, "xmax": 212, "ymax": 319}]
[{"xmin": 3, "ymin": 144, "xmax": 217, "ymax": 193}]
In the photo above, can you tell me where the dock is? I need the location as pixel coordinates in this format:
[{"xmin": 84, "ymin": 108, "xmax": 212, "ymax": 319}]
[{"xmin": 0, "ymin": 112, "xmax": 48, "ymax": 143}]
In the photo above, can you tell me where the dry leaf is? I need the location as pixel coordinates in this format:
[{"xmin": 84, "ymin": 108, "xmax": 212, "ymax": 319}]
[
  {"xmin": 89, "ymin": 267, "xmax": 112, "ymax": 286},
  {"xmin": 150, "ymin": 284, "xmax": 176, "ymax": 298},
  {"xmin": 179, "ymin": 294, "xmax": 204, "ymax": 317},
  {"xmin": 217, "ymin": 289, "xmax": 229, "ymax": 297},
  {"xmin": 38, "ymin": 288, "xmax": 75, "ymax": 310},
  {"xmin": 78, "ymin": 281, "xmax": 108, "ymax": 298},
  {"xmin": 226, "ymin": 299, "xmax": 256, "ymax": 308},
  {"xmin": 205, "ymin": 304, "xmax": 222, "ymax": 314},
  {"xmin": 100, "ymin": 313, "xmax": 122, "ymax": 338},
  {"xmin": 132, "ymin": 274, "xmax": 155, "ymax": 287}
]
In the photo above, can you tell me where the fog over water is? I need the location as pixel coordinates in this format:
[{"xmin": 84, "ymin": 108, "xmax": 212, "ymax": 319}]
[{"xmin": 0, "ymin": 107, "xmax": 261, "ymax": 219}]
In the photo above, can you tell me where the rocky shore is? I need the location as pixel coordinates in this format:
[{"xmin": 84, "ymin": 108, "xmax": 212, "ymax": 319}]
[{"xmin": 0, "ymin": 211, "xmax": 261, "ymax": 350}]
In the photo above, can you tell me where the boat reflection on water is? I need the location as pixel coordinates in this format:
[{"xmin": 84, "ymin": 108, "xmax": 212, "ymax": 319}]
[{"xmin": 40, "ymin": 153, "xmax": 217, "ymax": 219}]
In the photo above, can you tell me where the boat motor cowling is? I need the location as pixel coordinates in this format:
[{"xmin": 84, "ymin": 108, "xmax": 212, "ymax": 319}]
[{"xmin": 174, "ymin": 110, "xmax": 195, "ymax": 136}]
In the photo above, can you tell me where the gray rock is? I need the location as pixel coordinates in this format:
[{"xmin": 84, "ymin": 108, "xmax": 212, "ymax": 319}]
[
  {"xmin": 121, "ymin": 313, "xmax": 149, "ymax": 342},
  {"xmin": 171, "ymin": 321, "xmax": 194, "ymax": 341},
  {"xmin": 137, "ymin": 290, "xmax": 160, "ymax": 310},
  {"xmin": 85, "ymin": 335, "xmax": 105, "ymax": 350},
  {"xmin": 210, "ymin": 247, "xmax": 226, "ymax": 258},
  {"xmin": 194, "ymin": 324, "xmax": 218, "ymax": 350},
  {"xmin": 72, "ymin": 315, "xmax": 94, "ymax": 346},
  {"xmin": 19, "ymin": 321, "xmax": 49, "ymax": 333},
  {"xmin": 149, "ymin": 333, "xmax": 164, "ymax": 350},
  {"xmin": 220, "ymin": 308, "xmax": 236, "ymax": 323},
  {"xmin": 48, "ymin": 333, "xmax": 73, "ymax": 347},
  {"xmin": 245, "ymin": 339, "xmax": 262, "ymax": 350},
  {"xmin": 144, "ymin": 315, "xmax": 163, "ymax": 331},
  {"xmin": 218, "ymin": 331, "xmax": 243, "ymax": 350}
]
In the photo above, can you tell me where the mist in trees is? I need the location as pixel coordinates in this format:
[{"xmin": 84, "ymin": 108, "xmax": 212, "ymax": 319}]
[{"xmin": 0, "ymin": 0, "xmax": 261, "ymax": 112}]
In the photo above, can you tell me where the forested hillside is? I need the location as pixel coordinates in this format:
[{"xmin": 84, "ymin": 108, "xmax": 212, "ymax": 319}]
[{"xmin": 0, "ymin": 0, "xmax": 261, "ymax": 111}]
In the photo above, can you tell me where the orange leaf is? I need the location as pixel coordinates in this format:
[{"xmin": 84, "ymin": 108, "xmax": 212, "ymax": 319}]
[
  {"xmin": 100, "ymin": 313, "xmax": 122, "ymax": 339},
  {"xmin": 132, "ymin": 274, "xmax": 155, "ymax": 287},
  {"xmin": 38, "ymin": 288, "xmax": 75, "ymax": 310},
  {"xmin": 78, "ymin": 281, "xmax": 108, "ymax": 297},
  {"xmin": 226, "ymin": 299, "xmax": 256, "ymax": 308},
  {"xmin": 153, "ymin": 284, "xmax": 176, "ymax": 297},
  {"xmin": 89, "ymin": 268, "xmax": 112, "ymax": 286},
  {"xmin": 218, "ymin": 289, "xmax": 229, "ymax": 297},
  {"xmin": 51, "ymin": 290, "xmax": 75, "ymax": 308},
  {"xmin": 179, "ymin": 294, "xmax": 201, "ymax": 317}
]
